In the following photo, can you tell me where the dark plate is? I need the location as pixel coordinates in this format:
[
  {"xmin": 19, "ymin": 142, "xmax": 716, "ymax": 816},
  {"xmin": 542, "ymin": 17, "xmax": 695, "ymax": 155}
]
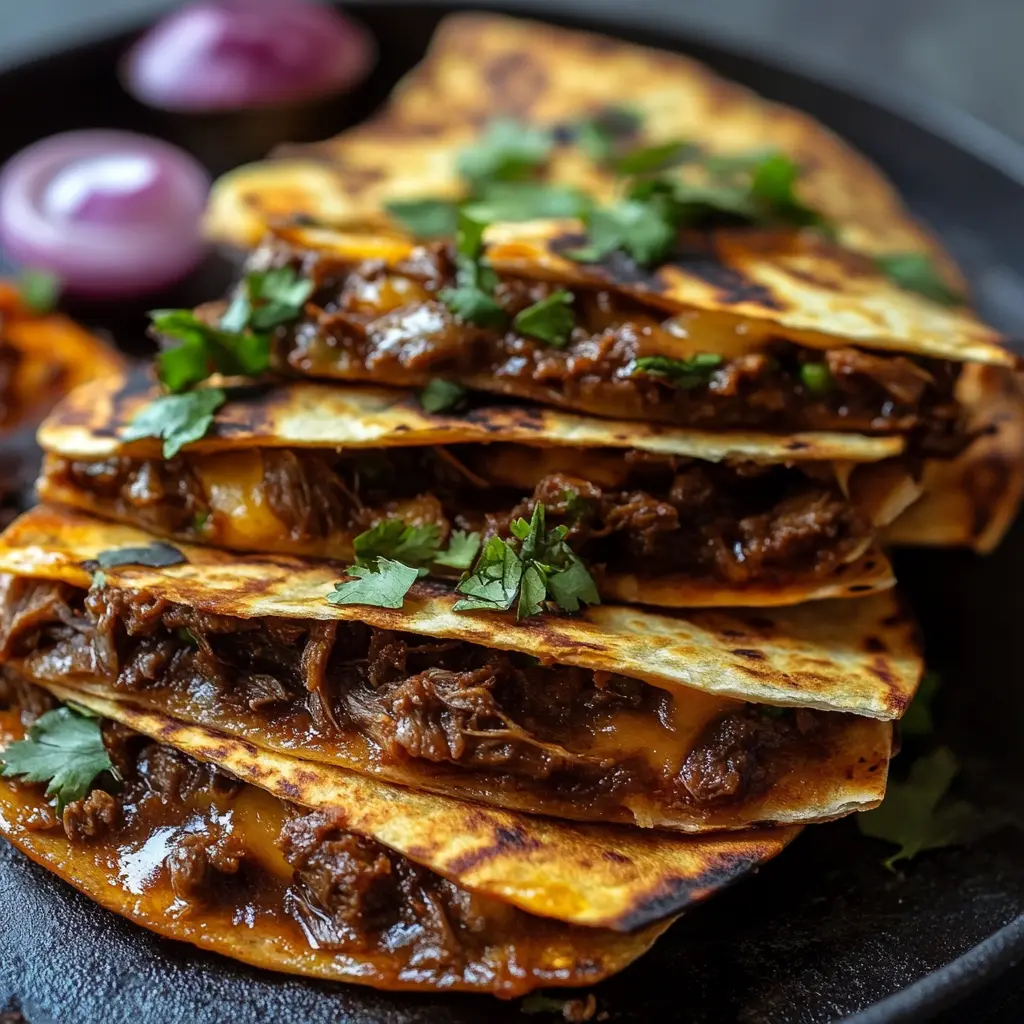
[{"xmin": 2, "ymin": 4, "xmax": 1024, "ymax": 1023}]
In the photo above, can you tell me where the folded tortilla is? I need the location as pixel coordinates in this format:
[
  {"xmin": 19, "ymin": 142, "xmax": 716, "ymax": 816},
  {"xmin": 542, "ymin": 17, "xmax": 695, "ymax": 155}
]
[
  {"xmin": 0, "ymin": 684, "xmax": 797, "ymax": 995},
  {"xmin": 37, "ymin": 372, "xmax": 918, "ymax": 608},
  {"xmin": 0, "ymin": 506, "xmax": 915, "ymax": 832},
  {"xmin": 205, "ymin": 12, "xmax": 956, "ymax": 277},
  {"xmin": 885, "ymin": 365, "xmax": 1024, "ymax": 552},
  {"xmin": 204, "ymin": 11, "xmax": 1012, "ymax": 375}
]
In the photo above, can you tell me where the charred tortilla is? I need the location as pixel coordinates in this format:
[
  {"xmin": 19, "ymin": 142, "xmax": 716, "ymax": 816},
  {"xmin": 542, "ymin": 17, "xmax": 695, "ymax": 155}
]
[
  {"xmin": 0, "ymin": 507, "xmax": 917, "ymax": 832},
  {"xmin": 37, "ymin": 373, "xmax": 916, "ymax": 608},
  {"xmin": 0, "ymin": 680, "xmax": 796, "ymax": 995}
]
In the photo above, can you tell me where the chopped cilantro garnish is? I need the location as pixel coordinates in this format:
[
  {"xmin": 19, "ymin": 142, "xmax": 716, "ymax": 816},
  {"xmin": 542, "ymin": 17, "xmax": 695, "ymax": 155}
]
[
  {"xmin": 568, "ymin": 199, "xmax": 677, "ymax": 265},
  {"xmin": 454, "ymin": 503, "xmax": 599, "ymax": 620},
  {"xmin": 439, "ymin": 208, "xmax": 508, "ymax": 328},
  {"xmin": 220, "ymin": 266, "xmax": 314, "ymax": 333},
  {"xmin": 857, "ymin": 746, "xmax": 982, "ymax": 870},
  {"xmin": 513, "ymin": 290, "xmax": 575, "ymax": 347},
  {"xmin": 433, "ymin": 529, "xmax": 483, "ymax": 570},
  {"xmin": 420, "ymin": 379, "xmax": 468, "ymax": 414},
  {"xmin": 799, "ymin": 362, "xmax": 834, "ymax": 395},
  {"xmin": 353, "ymin": 519, "xmax": 443, "ymax": 566},
  {"xmin": 568, "ymin": 147, "xmax": 829, "ymax": 267},
  {"xmin": 573, "ymin": 106, "xmax": 644, "ymax": 162},
  {"xmin": 326, "ymin": 558, "xmax": 422, "ymax": 610},
  {"xmin": 149, "ymin": 310, "xmax": 269, "ymax": 393},
  {"xmin": 352, "ymin": 518, "xmax": 481, "ymax": 575},
  {"xmin": 466, "ymin": 181, "xmax": 591, "ymax": 222},
  {"xmin": 874, "ymin": 253, "xmax": 963, "ymax": 306},
  {"xmin": 0, "ymin": 706, "xmax": 115, "ymax": 813},
  {"xmin": 457, "ymin": 119, "xmax": 553, "ymax": 187},
  {"xmin": 383, "ymin": 198, "xmax": 460, "ymax": 239},
  {"xmin": 613, "ymin": 139, "xmax": 699, "ymax": 176},
  {"xmin": 122, "ymin": 388, "xmax": 226, "ymax": 458},
  {"xmin": 633, "ymin": 353, "xmax": 723, "ymax": 389},
  {"xmin": 17, "ymin": 268, "xmax": 61, "ymax": 314}
]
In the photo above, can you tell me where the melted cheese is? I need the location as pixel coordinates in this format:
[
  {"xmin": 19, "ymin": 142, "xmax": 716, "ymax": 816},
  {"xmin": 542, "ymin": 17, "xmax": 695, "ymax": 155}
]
[{"xmin": 192, "ymin": 451, "xmax": 292, "ymax": 549}]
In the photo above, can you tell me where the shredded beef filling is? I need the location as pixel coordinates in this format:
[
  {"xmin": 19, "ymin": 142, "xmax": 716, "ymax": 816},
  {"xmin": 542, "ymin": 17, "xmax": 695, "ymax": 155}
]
[
  {"xmin": 2, "ymin": 680, "xmax": 532, "ymax": 966},
  {"xmin": 227, "ymin": 241, "xmax": 964, "ymax": 449},
  {"xmin": 2, "ymin": 580, "xmax": 833, "ymax": 814},
  {"xmin": 48, "ymin": 447, "xmax": 874, "ymax": 586}
]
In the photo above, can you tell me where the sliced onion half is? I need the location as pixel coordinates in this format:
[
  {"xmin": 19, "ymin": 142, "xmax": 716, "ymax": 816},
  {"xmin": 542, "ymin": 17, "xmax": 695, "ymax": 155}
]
[
  {"xmin": 123, "ymin": 0, "xmax": 376, "ymax": 113},
  {"xmin": 0, "ymin": 130, "xmax": 211, "ymax": 298}
]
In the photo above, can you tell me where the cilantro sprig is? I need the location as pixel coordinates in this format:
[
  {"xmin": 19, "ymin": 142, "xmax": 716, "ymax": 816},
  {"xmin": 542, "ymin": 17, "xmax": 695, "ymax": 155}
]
[
  {"xmin": 0, "ymin": 706, "xmax": 115, "ymax": 812},
  {"xmin": 327, "ymin": 518, "xmax": 482, "ymax": 608},
  {"xmin": 513, "ymin": 290, "xmax": 575, "ymax": 347},
  {"xmin": 632, "ymin": 353, "xmax": 723, "ymax": 389},
  {"xmin": 454, "ymin": 503, "xmax": 600, "ymax": 620},
  {"xmin": 220, "ymin": 265, "xmax": 314, "ymax": 333},
  {"xmin": 874, "ymin": 253, "xmax": 963, "ymax": 306},
  {"xmin": 419, "ymin": 379, "xmax": 468, "ymax": 413},
  {"xmin": 122, "ymin": 387, "xmax": 226, "ymax": 458},
  {"xmin": 439, "ymin": 208, "xmax": 508, "ymax": 328}
]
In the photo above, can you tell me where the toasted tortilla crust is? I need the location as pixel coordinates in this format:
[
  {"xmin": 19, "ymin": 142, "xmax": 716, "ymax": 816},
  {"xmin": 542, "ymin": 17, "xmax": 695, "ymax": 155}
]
[
  {"xmin": 0, "ymin": 506, "xmax": 923, "ymax": 719},
  {"xmin": 205, "ymin": 13, "xmax": 1011, "ymax": 367},
  {"xmin": 9, "ymin": 687, "xmax": 799, "ymax": 933},
  {"xmin": 886, "ymin": 365, "xmax": 1024, "ymax": 552},
  {"xmin": 206, "ymin": 12, "xmax": 955, "ymax": 271},
  {"xmin": 38, "ymin": 370, "xmax": 906, "ymax": 463},
  {"xmin": 0, "ymin": 281, "xmax": 125, "ymax": 432}
]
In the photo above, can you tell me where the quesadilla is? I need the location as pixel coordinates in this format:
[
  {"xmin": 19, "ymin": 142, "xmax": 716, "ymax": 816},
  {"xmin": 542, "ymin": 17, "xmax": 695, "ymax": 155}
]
[
  {"xmin": 0, "ymin": 506, "xmax": 918, "ymax": 833},
  {"xmin": 193, "ymin": 13, "xmax": 1014, "ymax": 455},
  {"xmin": 36, "ymin": 372, "xmax": 921, "ymax": 608},
  {"xmin": 0, "ymin": 675, "xmax": 798, "ymax": 995}
]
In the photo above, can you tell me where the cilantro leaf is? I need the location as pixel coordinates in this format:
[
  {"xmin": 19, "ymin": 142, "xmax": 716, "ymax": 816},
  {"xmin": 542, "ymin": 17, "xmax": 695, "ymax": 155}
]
[
  {"xmin": 513, "ymin": 290, "xmax": 575, "ymax": 347},
  {"xmin": 748, "ymin": 152, "xmax": 825, "ymax": 228},
  {"xmin": 326, "ymin": 558, "xmax": 421, "ymax": 609},
  {"xmin": 92, "ymin": 542, "xmax": 187, "ymax": 570},
  {"xmin": 384, "ymin": 198, "xmax": 460, "ymax": 239},
  {"xmin": 420, "ymin": 379, "xmax": 468, "ymax": 414},
  {"xmin": 857, "ymin": 747, "xmax": 984, "ymax": 869},
  {"xmin": 568, "ymin": 200, "xmax": 677, "ymax": 265},
  {"xmin": 613, "ymin": 139, "xmax": 699, "ymax": 176},
  {"xmin": 434, "ymin": 530, "xmax": 482, "ymax": 570},
  {"xmin": 547, "ymin": 557, "xmax": 602, "ymax": 612},
  {"xmin": 353, "ymin": 519, "xmax": 442, "ymax": 566},
  {"xmin": 466, "ymin": 181, "xmax": 591, "ymax": 222},
  {"xmin": 573, "ymin": 106, "xmax": 644, "ymax": 162},
  {"xmin": 454, "ymin": 503, "xmax": 599, "ymax": 620},
  {"xmin": 453, "ymin": 535, "xmax": 524, "ymax": 613},
  {"xmin": 0, "ymin": 706, "xmax": 114, "ymax": 812},
  {"xmin": 150, "ymin": 310, "xmax": 270, "ymax": 392},
  {"xmin": 874, "ymin": 253, "xmax": 963, "ymax": 306},
  {"xmin": 799, "ymin": 362, "xmax": 834, "ymax": 395},
  {"xmin": 17, "ymin": 268, "xmax": 61, "ymax": 314},
  {"xmin": 457, "ymin": 119, "xmax": 553, "ymax": 186},
  {"xmin": 633, "ymin": 353, "xmax": 723, "ymax": 389},
  {"xmin": 440, "ymin": 277, "xmax": 508, "ymax": 328},
  {"xmin": 221, "ymin": 266, "xmax": 314, "ymax": 333},
  {"xmin": 122, "ymin": 388, "xmax": 226, "ymax": 458},
  {"xmin": 902, "ymin": 670, "xmax": 941, "ymax": 738}
]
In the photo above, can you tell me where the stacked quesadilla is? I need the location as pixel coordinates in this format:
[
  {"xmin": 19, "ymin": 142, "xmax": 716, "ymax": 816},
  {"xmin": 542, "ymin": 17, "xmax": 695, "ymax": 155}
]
[{"xmin": 0, "ymin": 12, "xmax": 1018, "ymax": 999}]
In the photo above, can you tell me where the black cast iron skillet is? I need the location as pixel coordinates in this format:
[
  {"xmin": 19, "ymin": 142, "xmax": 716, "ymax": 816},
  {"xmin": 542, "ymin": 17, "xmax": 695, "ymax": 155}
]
[{"xmin": 1, "ymin": 4, "xmax": 1023, "ymax": 1022}]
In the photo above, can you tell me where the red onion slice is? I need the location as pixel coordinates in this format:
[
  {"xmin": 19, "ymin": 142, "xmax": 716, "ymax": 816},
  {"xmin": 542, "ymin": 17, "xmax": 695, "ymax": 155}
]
[
  {"xmin": 0, "ymin": 130, "xmax": 210, "ymax": 299},
  {"xmin": 123, "ymin": 0, "xmax": 375, "ymax": 112}
]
